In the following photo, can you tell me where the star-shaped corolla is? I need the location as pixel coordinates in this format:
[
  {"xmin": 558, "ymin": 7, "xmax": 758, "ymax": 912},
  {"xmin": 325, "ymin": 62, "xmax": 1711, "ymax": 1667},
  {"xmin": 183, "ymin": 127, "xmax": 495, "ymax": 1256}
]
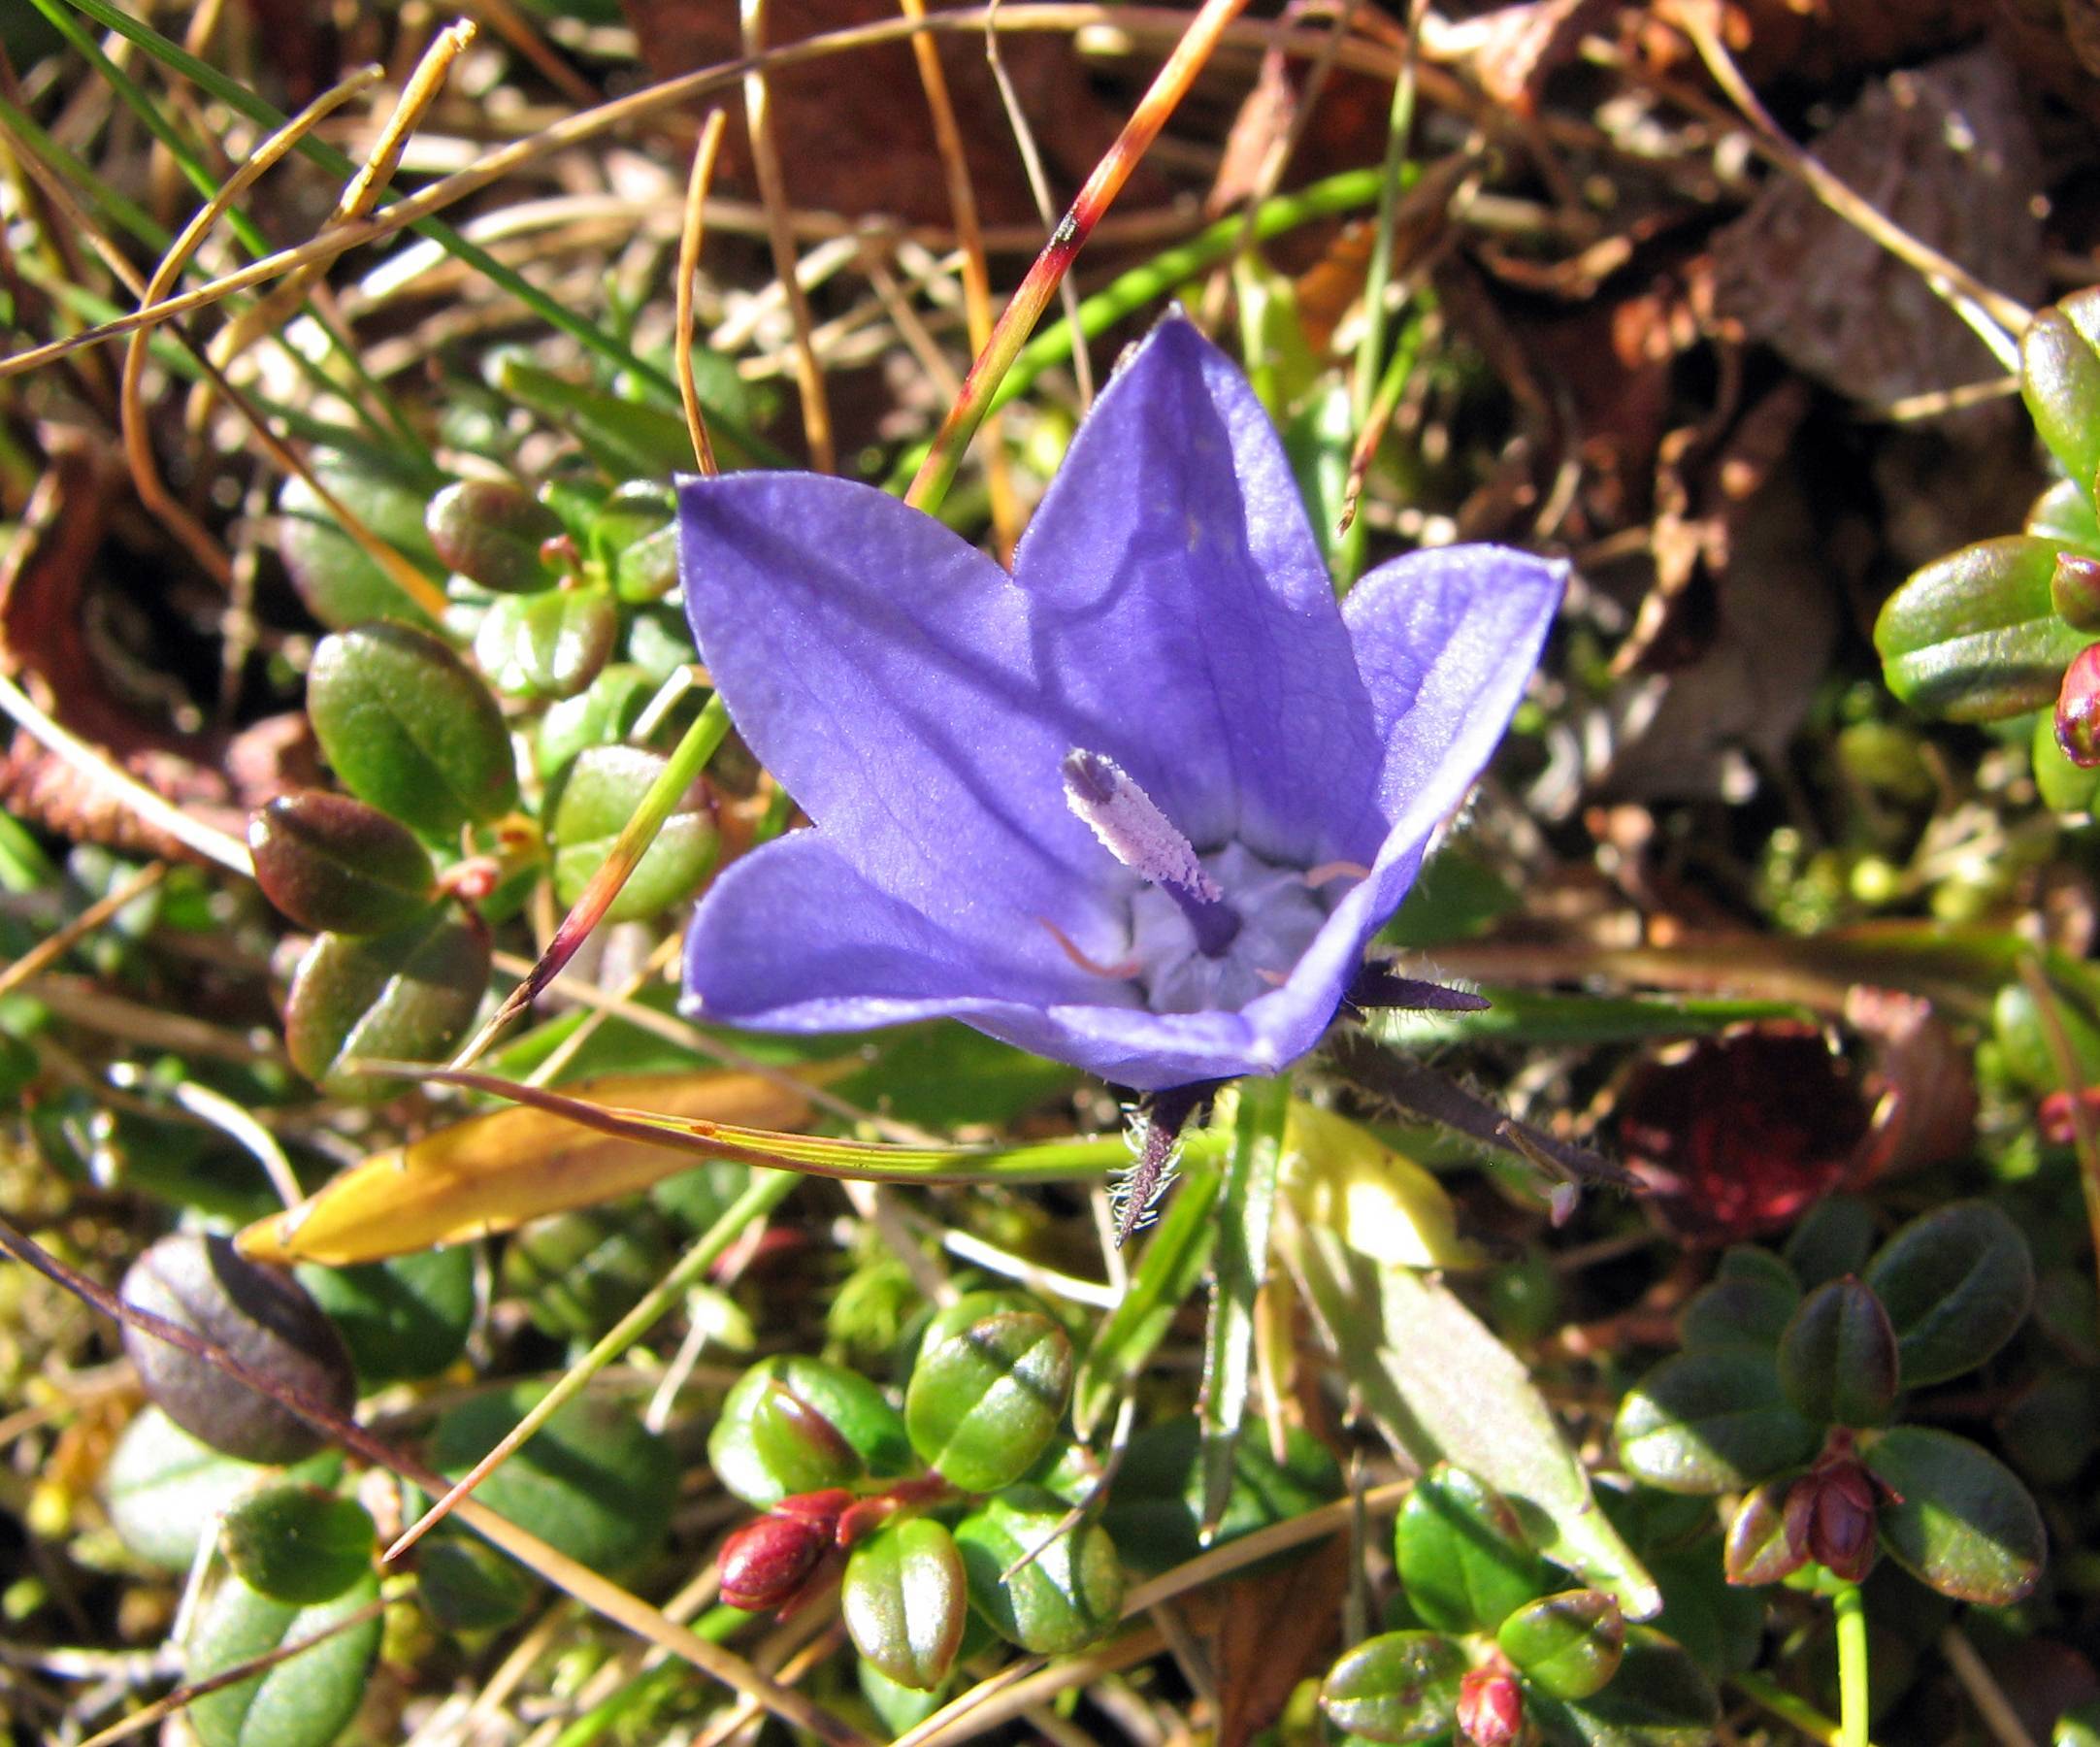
[{"xmin": 675, "ymin": 319, "xmax": 1561, "ymax": 1091}]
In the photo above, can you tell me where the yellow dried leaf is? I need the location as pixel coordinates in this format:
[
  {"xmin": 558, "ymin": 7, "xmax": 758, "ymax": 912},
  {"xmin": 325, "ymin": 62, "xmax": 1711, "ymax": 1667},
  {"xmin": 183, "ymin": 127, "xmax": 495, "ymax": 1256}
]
[
  {"xmin": 1280, "ymin": 1103, "xmax": 1484, "ymax": 1270},
  {"xmin": 239, "ymin": 1071, "xmax": 815, "ymax": 1267}
]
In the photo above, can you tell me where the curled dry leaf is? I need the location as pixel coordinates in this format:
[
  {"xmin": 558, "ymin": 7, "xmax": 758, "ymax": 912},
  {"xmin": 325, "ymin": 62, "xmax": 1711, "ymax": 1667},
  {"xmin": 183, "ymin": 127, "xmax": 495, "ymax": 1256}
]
[{"xmin": 240, "ymin": 1070, "xmax": 818, "ymax": 1266}]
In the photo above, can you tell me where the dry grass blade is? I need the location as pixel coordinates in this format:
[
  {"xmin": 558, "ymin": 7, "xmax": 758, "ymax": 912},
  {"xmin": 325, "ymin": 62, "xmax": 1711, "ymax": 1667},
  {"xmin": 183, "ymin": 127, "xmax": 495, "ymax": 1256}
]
[
  {"xmin": 742, "ymin": 0, "xmax": 836, "ymax": 471},
  {"xmin": 119, "ymin": 67, "xmax": 384, "ymax": 592},
  {"xmin": 896, "ymin": 0, "xmax": 1022, "ymax": 550},
  {"xmin": 677, "ymin": 109, "xmax": 732, "ymax": 476},
  {"xmin": 208, "ymin": 22, "xmax": 475, "ymax": 376},
  {"xmin": 0, "ymin": 859, "xmax": 165, "ymax": 1003},
  {"xmin": 0, "ymin": 8, "xmax": 1450, "ymax": 383}
]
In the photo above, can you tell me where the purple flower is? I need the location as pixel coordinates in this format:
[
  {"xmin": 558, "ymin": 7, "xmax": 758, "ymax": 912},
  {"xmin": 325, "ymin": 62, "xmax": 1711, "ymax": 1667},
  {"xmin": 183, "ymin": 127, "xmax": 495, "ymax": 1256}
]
[{"xmin": 675, "ymin": 320, "xmax": 1559, "ymax": 1091}]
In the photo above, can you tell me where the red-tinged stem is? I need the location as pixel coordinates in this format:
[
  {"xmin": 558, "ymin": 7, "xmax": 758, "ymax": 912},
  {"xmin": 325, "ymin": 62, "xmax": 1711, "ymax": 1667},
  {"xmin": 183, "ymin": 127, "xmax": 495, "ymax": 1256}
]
[
  {"xmin": 905, "ymin": 0, "xmax": 1254, "ymax": 513},
  {"xmin": 447, "ymin": 693, "xmax": 731, "ymax": 1069}
]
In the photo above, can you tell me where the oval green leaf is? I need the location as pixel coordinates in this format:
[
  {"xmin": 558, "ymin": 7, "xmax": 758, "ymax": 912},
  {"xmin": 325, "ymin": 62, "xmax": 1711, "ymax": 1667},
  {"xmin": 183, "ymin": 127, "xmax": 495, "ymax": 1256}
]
[
  {"xmin": 841, "ymin": 1517, "xmax": 968, "ymax": 1692},
  {"xmin": 1875, "ymin": 536, "xmax": 2089, "ymax": 722},
  {"xmin": 1524, "ymin": 1627, "xmax": 1722, "ymax": 1747},
  {"xmin": 1615, "ymin": 1349, "xmax": 1818, "ymax": 1495},
  {"xmin": 307, "ymin": 622, "xmax": 517, "ymax": 836},
  {"xmin": 1318, "ymin": 1631, "xmax": 1467, "ymax": 1743},
  {"xmin": 249, "ymin": 792, "xmax": 436, "ymax": 936},
  {"xmin": 279, "ymin": 451, "xmax": 443, "ymax": 631},
  {"xmin": 221, "ymin": 1486, "xmax": 375, "ymax": 1605},
  {"xmin": 475, "ymin": 587, "xmax": 618, "ymax": 700},
  {"xmin": 551, "ymin": 745, "xmax": 719, "ymax": 923},
  {"xmin": 1776, "ymin": 1278, "xmax": 1898, "ymax": 1428},
  {"xmin": 1394, "ymin": 1464, "xmax": 1547, "ymax": 1634},
  {"xmin": 905, "ymin": 1292, "xmax": 1074, "ymax": 1494},
  {"xmin": 1497, "ymin": 1589, "xmax": 1625, "ymax": 1700},
  {"xmin": 953, "ymin": 1488, "xmax": 1125, "ymax": 1656},
  {"xmin": 1862, "ymin": 1426, "xmax": 2046, "ymax": 1605},
  {"xmin": 1863, "ymin": 1200, "xmax": 2034, "ymax": 1387},
  {"xmin": 296, "ymin": 1247, "xmax": 475, "ymax": 1386},
  {"xmin": 429, "ymin": 1382, "xmax": 676, "ymax": 1575},
  {"xmin": 284, "ymin": 910, "xmax": 490, "ymax": 1102},
  {"xmin": 187, "ymin": 1568, "xmax": 381, "ymax": 1747},
  {"xmin": 427, "ymin": 478, "xmax": 564, "ymax": 594},
  {"xmin": 708, "ymin": 1355, "xmax": 911, "ymax": 1508}
]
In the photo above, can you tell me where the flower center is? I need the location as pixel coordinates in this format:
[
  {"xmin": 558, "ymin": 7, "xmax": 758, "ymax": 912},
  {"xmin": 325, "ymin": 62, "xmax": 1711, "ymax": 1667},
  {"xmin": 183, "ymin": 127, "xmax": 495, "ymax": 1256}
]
[
  {"xmin": 1061, "ymin": 749, "xmax": 1241, "ymax": 957},
  {"xmin": 1059, "ymin": 748, "xmax": 1331, "ymax": 1014}
]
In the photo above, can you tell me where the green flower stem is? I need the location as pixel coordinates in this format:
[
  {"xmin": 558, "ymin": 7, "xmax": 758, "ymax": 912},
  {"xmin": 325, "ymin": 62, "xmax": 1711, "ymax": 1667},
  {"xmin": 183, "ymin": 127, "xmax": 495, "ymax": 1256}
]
[
  {"xmin": 1729, "ymin": 1671, "xmax": 1857, "ymax": 1747},
  {"xmin": 1198, "ymin": 1073, "xmax": 1291, "ymax": 1533},
  {"xmin": 386, "ymin": 1168, "xmax": 802, "ymax": 1564},
  {"xmin": 1833, "ymin": 1579, "xmax": 1871, "ymax": 1747}
]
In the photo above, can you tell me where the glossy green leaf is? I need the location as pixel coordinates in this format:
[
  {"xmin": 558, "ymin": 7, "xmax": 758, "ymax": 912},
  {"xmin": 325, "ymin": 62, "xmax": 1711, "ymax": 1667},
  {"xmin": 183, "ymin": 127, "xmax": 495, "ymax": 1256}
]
[
  {"xmin": 430, "ymin": 1383, "xmax": 676, "ymax": 1575},
  {"xmin": 1099, "ymin": 1416, "xmax": 1340, "ymax": 1574},
  {"xmin": 1862, "ymin": 1426, "xmax": 2046, "ymax": 1605},
  {"xmin": 1781, "ymin": 1198, "xmax": 1876, "ymax": 1291},
  {"xmin": 307, "ymin": 623, "xmax": 517, "ymax": 836},
  {"xmin": 1677, "ymin": 1266, "xmax": 1799, "ymax": 1354},
  {"xmin": 2035, "ymin": 709, "xmax": 2100, "ymax": 811},
  {"xmin": 2025, "ymin": 478, "xmax": 2100, "ymax": 550},
  {"xmin": 1318, "ymin": 1631, "xmax": 1467, "ymax": 1743},
  {"xmin": 953, "ymin": 1488, "xmax": 1124, "ymax": 1655},
  {"xmin": 1525, "ymin": 1628, "xmax": 1722, "ymax": 1747},
  {"xmin": 502, "ymin": 1204, "xmax": 674, "ymax": 1341},
  {"xmin": 296, "ymin": 1247, "xmax": 475, "ymax": 1386},
  {"xmin": 1286, "ymin": 1226, "xmax": 1660, "ymax": 1617},
  {"xmin": 187, "ymin": 1568, "xmax": 381, "ymax": 1747},
  {"xmin": 537, "ymin": 664, "xmax": 656, "ymax": 781},
  {"xmin": 1875, "ymin": 536, "xmax": 2088, "ymax": 722},
  {"xmin": 279, "ymin": 452, "xmax": 443, "ymax": 631},
  {"xmin": 551, "ymin": 746, "xmax": 718, "ymax": 923},
  {"xmin": 416, "ymin": 1533, "xmax": 534, "ymax": 1632},
  {"xmin": 249, "ymin": 792, "xmax": 436, "ymax": 935},
  {"xmin": 284, "ymin": 910, "xmax": 490, "ymax": 1101},
  {"xmin": 2022, "ymin": 306, "xmax": 2100, "ymax": 486},
  {"xmin": 905, "ymin": 1291, "xmax": 1072, "ymax": 1493},
  {"xmin": 708, "ymin": 1355, "xmax": 911, "ymax": 1508},
  {"xmin": 1863, "ymin": 1200, "xmax": 2034, "ymax": 1386},
  {"xmin": 426, "ymin": 478, "xmax": 563, "ymax": 594},
  {"xmin": 1615, "ymin": 1349, "xmax": 1819, "ymax": 1495},
  {"xmin": 1777, "ymin": 1278, "xmax": 1898, "ymax": 1428},
  {"xmin": 1394, "ymin": 1464, "xmax": 1548, "ymax": 1634},
  {"xmin": 103, "ymin": 1407, "xmax": 277, "ymax": 1572},
  {"xmin": 119, "ymin": 1234, "xmax": 356, "ymax": 1466},
  {"xmin": 591, "ymin": 482, "xmax": 680, "ymax": 603},
  {"xmin": 1498, "ymin": 1589, "xmax": 1625, "ymax": 1700},
  {"xmin": 841, "ymin": 1517, "xmax": 968, "ymax": 1692},
  {"xmin": 475, "ymin": 586, "xmax": 618, "ymax": 700},
  {"xmin": 1992, "ymin": 980, "xmax": 2100, "ymax": 1093},
  {"xmin": 220, "ymin": 1486, "xmax": 375, "ymax": 1605},
  {"xmin": 1999, "ymin": 1368, "xmax": 2100, "ymax": 1486}
]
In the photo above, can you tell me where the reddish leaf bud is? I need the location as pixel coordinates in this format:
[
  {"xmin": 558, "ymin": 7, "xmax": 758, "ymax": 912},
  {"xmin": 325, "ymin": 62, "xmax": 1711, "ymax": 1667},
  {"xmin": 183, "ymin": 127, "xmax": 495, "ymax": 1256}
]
[
  {"xmin": 2057, "ymin": 643, "xmax": 2100, "ymax": 768},
  {"xmin": 719, "ymin": 1509, "xmax": 835, "ymax": 1612},
  {"xmin": 1458, "ymin": 1667, "xmax": 1526, "ymax": 1747}
]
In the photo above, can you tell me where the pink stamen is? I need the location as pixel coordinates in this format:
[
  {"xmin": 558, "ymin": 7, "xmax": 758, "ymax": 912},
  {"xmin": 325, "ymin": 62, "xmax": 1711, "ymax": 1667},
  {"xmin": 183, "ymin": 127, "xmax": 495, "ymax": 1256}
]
[
  {"xmin": 1302, "ymin": 860, "xmax": 1371, "ymax": 889},
  {"xmin": 1037, "ymin": 917, "xmax": 1142, "ymax": 981}
]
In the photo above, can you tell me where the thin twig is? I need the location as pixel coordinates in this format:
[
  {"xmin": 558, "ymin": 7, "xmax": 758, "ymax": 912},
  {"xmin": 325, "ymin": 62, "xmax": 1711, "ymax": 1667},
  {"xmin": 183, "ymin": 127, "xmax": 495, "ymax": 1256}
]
[
  {"xmin": 675, "ymin": 110, "xmax": 730, "ymax": 476},
  {"xmin": 0, "ymin": 860, "xmax": 166, "ymax": 1004},
  {"xmin": 985, "ymin": 0, "xmax": 1093, "ymax": 408},
  {"xmin": 741, "ymin": 0, "xmax": 835, "ymax": 470}
]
